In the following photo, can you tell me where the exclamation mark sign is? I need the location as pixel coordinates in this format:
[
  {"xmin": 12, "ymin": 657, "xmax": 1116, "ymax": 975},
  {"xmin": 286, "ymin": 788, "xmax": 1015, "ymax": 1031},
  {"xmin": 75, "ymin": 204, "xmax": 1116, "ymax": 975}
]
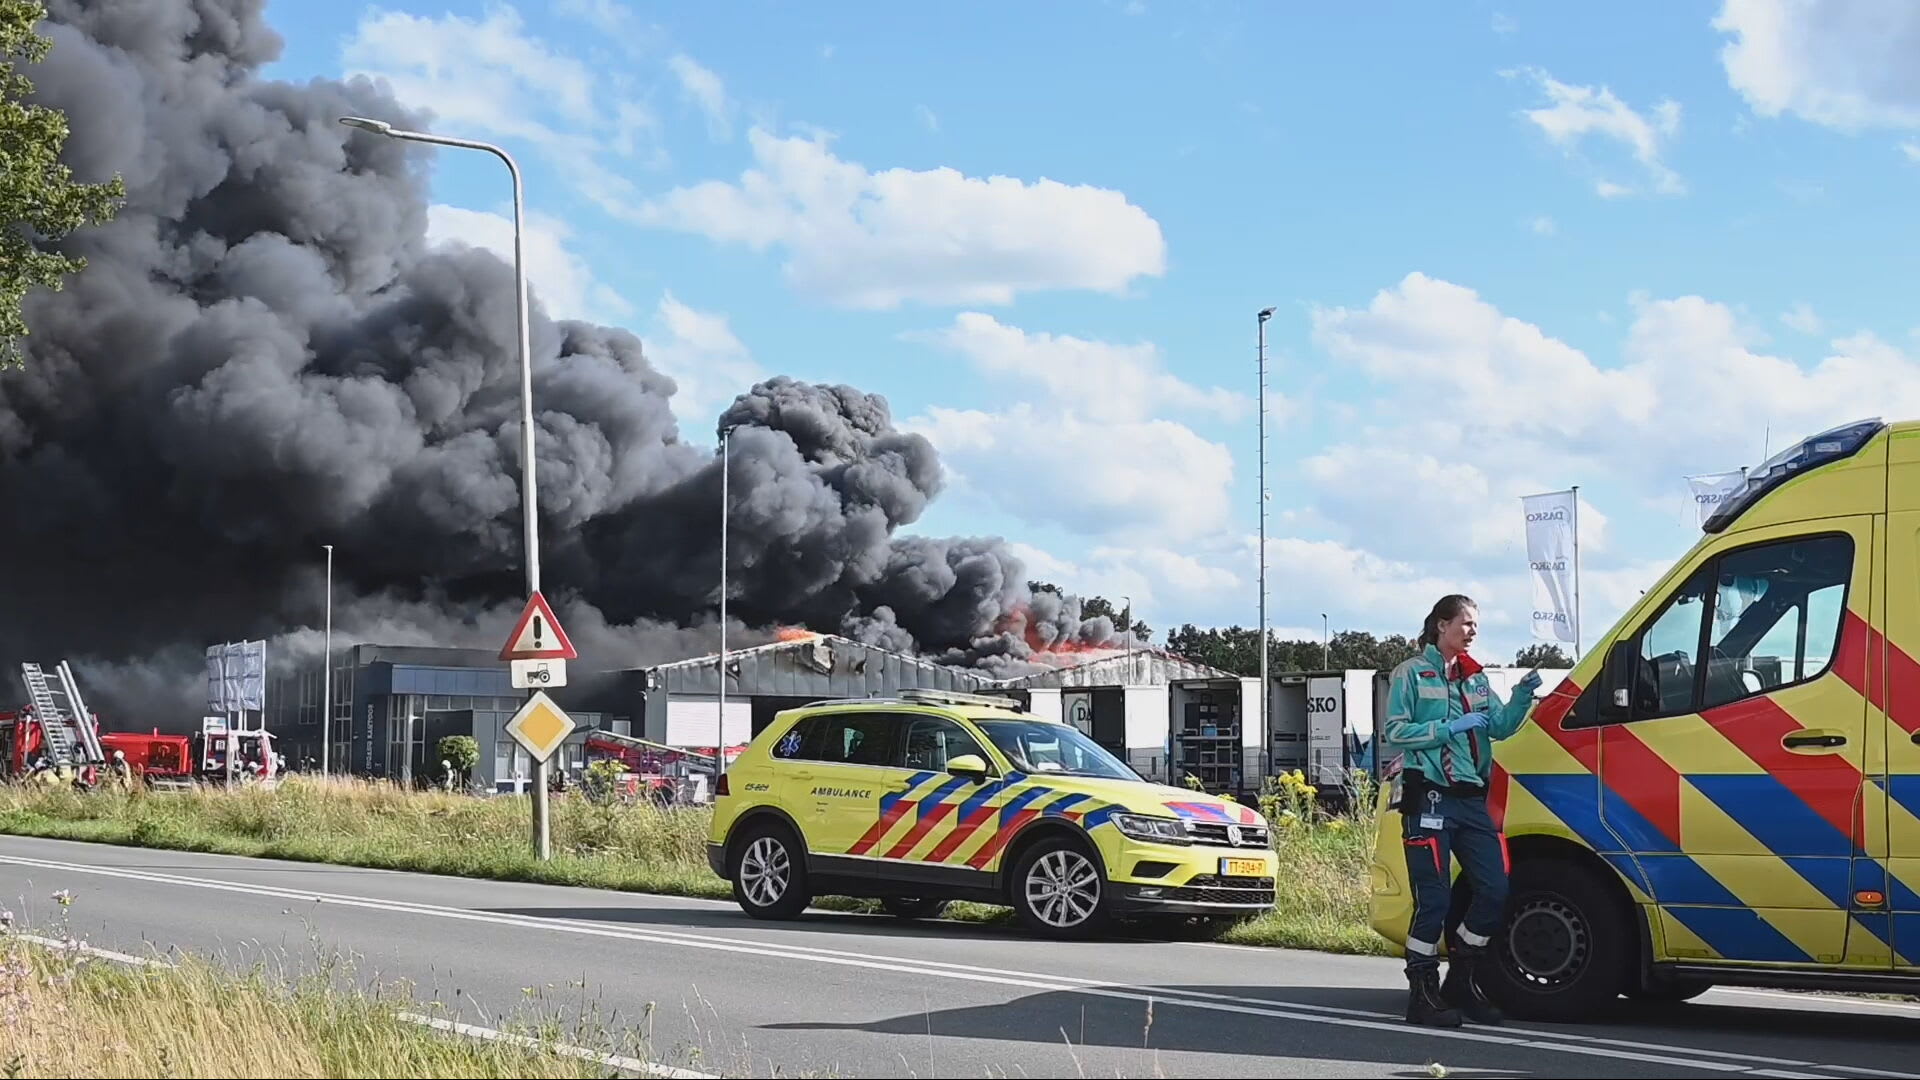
[{"xmin": 533, "ymin": 615, "xmax": 544, "ymax": 650}]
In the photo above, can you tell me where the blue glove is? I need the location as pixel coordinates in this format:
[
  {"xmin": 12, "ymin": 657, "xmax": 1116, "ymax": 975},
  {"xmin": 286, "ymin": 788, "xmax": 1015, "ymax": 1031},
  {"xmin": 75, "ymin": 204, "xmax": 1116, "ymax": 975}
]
[
  {"xmin": 1516, "ymin": 670, "xmax": 1543, "ymax": 696},
  {"xmin": 1448, "ymin": 713, "xmax": 1488, "ymax": 735}
]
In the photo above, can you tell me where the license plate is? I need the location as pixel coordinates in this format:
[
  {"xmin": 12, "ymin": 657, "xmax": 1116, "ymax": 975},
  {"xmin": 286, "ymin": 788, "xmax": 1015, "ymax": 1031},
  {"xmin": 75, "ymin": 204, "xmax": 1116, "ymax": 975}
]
[{"xmin": 1221, "ymin": 857, "xmax": 1267, "ymax": 878}]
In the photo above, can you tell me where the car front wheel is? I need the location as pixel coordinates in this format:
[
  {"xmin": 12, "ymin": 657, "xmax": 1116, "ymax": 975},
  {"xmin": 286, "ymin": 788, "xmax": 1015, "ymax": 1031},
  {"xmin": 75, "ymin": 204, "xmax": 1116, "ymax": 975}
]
[
  {"xmin": 1010, "ymin": 836, "xmax": 1112, "ymax": 939},
  {"xmin": 731, "ymin": 823, "xmax": 811, "ymax": 921}
]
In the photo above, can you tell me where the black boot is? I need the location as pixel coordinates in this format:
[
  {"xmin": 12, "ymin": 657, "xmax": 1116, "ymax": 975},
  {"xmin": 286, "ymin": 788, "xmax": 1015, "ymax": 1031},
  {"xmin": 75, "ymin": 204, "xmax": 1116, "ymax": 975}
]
[
  {"xmin": 1442, "ymin": 945, "xmax": 1504, "ymax": 1025},
  {"xmin": 1405, "ymin": 968, "xmax": 1463, "ymax": 1028}
]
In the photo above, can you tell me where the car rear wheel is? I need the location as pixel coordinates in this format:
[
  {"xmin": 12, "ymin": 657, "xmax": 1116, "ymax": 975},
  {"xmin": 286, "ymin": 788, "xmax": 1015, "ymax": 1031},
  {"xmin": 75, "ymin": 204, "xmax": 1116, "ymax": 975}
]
[
  {"xmin": 1482, "ymin": 857, "xmax": 1632, "ymax": 1022},
  {"xmin": 731, "ymin": 823, "xmax": 811, "ymax": 921},
  {"xmin": 1010, "ymin": 836, "xmax": 1112, "ymax": 939}
]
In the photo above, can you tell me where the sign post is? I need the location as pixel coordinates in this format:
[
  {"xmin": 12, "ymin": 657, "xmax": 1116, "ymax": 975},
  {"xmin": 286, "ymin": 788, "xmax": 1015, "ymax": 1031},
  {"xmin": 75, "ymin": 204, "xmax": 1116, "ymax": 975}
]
[{"xmin": 500, "ymin": 592, "xmax": 577, "ymax": 860}]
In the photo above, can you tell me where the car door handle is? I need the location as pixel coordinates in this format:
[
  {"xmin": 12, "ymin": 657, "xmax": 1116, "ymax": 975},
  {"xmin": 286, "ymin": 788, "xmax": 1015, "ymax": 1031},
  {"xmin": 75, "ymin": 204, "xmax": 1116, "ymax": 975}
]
[{"xmin": 1783, "ymin": 731, "xmax": 1847, "ymax": 750}]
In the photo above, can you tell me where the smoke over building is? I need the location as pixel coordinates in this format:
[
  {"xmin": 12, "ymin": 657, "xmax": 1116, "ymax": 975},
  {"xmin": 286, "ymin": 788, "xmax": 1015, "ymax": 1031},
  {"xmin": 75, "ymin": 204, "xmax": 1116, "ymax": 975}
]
[{"xmin": 0, "ymin": 0, "xmax": 1123, "ymax": 724}]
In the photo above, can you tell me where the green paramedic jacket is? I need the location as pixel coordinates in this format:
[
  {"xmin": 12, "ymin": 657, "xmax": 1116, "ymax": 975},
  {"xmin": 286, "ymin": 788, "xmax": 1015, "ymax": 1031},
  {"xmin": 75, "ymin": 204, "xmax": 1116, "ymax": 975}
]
[{"xmin": 1380, "ymin": 644, "xmax": 1535, "ymax": 791}]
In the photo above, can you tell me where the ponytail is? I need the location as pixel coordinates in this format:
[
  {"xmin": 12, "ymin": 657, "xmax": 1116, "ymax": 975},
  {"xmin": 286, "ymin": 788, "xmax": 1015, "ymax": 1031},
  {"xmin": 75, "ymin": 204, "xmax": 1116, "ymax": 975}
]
[{"xmin": 1418, "ymin": 594, "xmax": 1476, "ymax": 647}]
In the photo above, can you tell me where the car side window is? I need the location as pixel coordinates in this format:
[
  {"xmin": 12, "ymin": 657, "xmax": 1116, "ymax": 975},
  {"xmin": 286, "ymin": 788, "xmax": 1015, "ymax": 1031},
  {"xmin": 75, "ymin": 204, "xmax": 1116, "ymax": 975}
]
[
  {"xmin": 897, "ymin": 715, "xmax": 988, "ymax": 772},
  {"xmin": 1699, "ymin": 534, "xmax": 1852, "ymax": 710},
  {"xmin": 1634, "ymin": 567, "xmax": 1711, "ymax": 720},
  {"xmin": 1608, "ymin": 533, "xmax": 1854, "ymax": 725},
  {"xmin": 800, "ymin": 712, "xmax": 898, "ymax": 767}
]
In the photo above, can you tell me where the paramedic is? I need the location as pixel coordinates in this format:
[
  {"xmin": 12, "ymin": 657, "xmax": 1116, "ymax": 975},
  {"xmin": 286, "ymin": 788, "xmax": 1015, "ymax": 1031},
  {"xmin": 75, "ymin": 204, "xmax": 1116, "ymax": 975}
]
[{"xmin": 1383, "ymin": 594, "xmax": 1542, "ymax": 1028}]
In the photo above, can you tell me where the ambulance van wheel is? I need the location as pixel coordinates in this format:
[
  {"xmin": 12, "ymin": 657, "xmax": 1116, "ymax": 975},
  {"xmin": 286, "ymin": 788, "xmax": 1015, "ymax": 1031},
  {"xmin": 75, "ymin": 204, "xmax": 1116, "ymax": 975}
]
[
  {"xmin": 1010, "ymin": 833, "xmax": 1113, "ymax": 939},
  {"xmin": 1484, "ymin": 857, "xmax": 1631, "ymax": 1022},
  {"xmin": 730, "ymin": 821, "xmax": 812, "ymax": 921}
]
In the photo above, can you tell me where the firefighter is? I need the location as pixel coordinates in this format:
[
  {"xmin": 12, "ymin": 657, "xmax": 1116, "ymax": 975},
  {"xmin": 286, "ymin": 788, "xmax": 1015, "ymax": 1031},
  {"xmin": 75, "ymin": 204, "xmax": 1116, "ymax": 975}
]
[
  {"xmin": 109, "ymin": 749, "xmax": 134, "ymax": 791},
  {"xmin": 1381, "ymin": 594, "xmax": 1542, "ymax": 1028}
]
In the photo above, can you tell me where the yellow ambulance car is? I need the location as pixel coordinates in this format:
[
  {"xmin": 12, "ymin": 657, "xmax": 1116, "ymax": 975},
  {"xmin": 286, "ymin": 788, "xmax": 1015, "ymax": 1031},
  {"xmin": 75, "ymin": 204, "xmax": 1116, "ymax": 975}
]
[
  {"xmin": 1371, "ymin": 417, "xmax": 1920, "ymax": 1019},
  {"xmin": 707, "ymin": 688, "xmax": 1278, "ymax": 939}
]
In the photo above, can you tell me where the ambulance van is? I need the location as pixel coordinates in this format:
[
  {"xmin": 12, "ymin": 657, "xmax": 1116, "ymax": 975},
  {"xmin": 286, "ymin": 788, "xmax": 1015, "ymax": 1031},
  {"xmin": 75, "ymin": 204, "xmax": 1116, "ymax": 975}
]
[{"xmin": 1370, "ymin": 417, "xmax": 1920, "ymax": 1020}]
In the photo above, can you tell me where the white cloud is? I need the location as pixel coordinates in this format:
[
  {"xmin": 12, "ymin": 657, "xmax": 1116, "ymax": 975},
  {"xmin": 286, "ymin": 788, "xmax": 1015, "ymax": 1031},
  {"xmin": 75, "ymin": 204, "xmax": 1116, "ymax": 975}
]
[
  {"xmin": 1530, "ymin": 215, "xmax": 1557, "ymax": 235},
  {"xmin": 426, "ymin": 204, "xmax": 632, "ymax": 323},
  {"xmin": 1492, "ymin": 12, "xmax": 1518, "ymax": 35},
  {"xmin": 343, "ymin": 5, "xmax": 672, "ymax": 220},
  {"xmin": 1902, "ymin": 140, "xmax": 1920, "ymax": 162},
  {"xmin": 1781, "ymin": 301, "xmax": 1823, "ymax": 334},
  {"xmin": 904, "ymin": 314, "xmax": 1247, "ymax": 541},
  {"xmin": 645, "ymin": 294, "xmax": 763, "ymax": 427},
  {"xmin": 914, "ymin": 312, "xmax": 1251, "ymax": 424},
  {"xmin": 911, "ymin": 404, "xmax": 1235, "ymax": 541},
  {"xmin": 916, "ymin": 104, "xmax": 941, "ymax": 133},
  {"xmin": 639, "ymin": 128, "xmax": 1167, "ymax": 309},
  {"xmin": 1305, "ymin": 272, "xmax": 1920, "ymax": 575},
  {"xmin": 1514, "ymin": 68, "xmax": 1684, "ymax": 196},
  {"xmin": 1714, "ymin": 0, "xmax": 1920, "ymax": 131},
  {"xmin": 555, "ymin": 0, "xmax": 635, "ymax": 34},
  {"xmin": 669, "ymin": 54, "xmax": 732, "ymax": 140}
]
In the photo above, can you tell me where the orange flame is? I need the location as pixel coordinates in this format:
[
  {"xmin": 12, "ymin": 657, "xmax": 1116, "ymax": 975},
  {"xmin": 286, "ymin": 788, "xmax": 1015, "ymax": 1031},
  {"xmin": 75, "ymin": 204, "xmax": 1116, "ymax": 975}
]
[{"xmin": 773, "ymin": 626, "xmax": 818, "ymax": 642}]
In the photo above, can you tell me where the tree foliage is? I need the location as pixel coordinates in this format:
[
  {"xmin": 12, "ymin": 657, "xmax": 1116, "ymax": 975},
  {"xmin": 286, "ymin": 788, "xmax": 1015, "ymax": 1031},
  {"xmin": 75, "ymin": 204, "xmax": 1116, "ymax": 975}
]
[
  {"xmin": 0, "ymin": 0, "xmax": 123, "ymax": 363},
  {"xmin": 1514, "ymin": 643, "xmax": 1574, "ymax": 668},
  {"xmin": 1162, "ymin": 624, "xmax": 1423, "ymax": 675},
  {"xmin": 436, "ymin": 735, "xmax": 480, "ymax": 775}
]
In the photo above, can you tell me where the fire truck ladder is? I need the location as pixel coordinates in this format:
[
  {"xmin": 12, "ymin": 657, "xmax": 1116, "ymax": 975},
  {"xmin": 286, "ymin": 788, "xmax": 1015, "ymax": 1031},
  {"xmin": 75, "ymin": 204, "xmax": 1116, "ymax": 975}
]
[
  {"xmin": 19, "ymin": 661, "xmax": 106, "ymax": 769},
  {"xmin": 57, "ymin": 661, "xmax": 107, "ymax": 764}
]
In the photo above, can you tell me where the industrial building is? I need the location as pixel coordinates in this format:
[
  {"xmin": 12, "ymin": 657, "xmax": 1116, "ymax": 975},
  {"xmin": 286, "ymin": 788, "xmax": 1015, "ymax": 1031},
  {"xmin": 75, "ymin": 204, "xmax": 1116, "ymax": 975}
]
[
  {"xmin": 260, "ymin": 631, "xmax": 1546, "ymax": 805},
  {"xmin": 268, "ymin": 645, "xmax": 616, "ymax": 791}
]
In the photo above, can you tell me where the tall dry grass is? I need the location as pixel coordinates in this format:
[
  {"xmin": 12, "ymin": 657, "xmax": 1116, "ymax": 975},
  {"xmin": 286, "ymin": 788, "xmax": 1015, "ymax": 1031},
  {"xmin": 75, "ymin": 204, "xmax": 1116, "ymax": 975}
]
[
  {"xmin": 0, "ymin": 773, "xmax": 1388, "ymax": 954},
  {"xmin": 0, "ymin": 934, "xmax": 628, "ymax": 1078}
]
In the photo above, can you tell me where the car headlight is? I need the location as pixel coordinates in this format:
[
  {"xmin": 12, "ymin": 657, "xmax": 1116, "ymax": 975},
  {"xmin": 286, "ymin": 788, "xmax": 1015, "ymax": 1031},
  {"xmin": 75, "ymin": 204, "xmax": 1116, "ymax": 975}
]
[{"xmin": 1112, "ymin": 813, "xmax": 1190, "ymax": 845}]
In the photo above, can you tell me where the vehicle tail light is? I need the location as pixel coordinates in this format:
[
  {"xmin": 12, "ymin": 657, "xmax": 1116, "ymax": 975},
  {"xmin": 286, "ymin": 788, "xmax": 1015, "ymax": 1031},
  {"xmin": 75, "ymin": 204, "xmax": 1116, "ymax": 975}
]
[{"xmin": 715, "ymin": 773, "xmax": 730, "ymax": 798}]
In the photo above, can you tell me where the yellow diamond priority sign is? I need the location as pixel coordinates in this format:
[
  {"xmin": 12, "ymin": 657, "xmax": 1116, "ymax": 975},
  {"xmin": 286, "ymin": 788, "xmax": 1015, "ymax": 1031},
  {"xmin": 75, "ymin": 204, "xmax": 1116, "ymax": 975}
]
[{"xmin": 505, "ymin": 690, "xmax": 575, "ymax": 763}]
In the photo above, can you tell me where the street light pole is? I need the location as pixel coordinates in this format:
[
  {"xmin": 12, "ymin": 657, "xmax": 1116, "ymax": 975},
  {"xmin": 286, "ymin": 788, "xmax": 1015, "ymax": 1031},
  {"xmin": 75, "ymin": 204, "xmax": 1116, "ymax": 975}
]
[
  {"xmin": 1322, "ymin": 613, "xmax": 1330, "ymax": 670},
  {"xmin": 1121, "ymin": 594, "xmax": 1134, "ymax": 684},
  {"xmin": 1256, "ymin": 307, "xmax": 1274, "ymax": 759},
  {"xmin": 717, "ymin": 425, "xmax": 731, "ymax": 792},
  {"xmin": 338, "ymin": 116, "xmax": 547, "ymax": 858},
  {"xmin": 322, "ymin": 544, "xmax": 333, "ymax": 777}
]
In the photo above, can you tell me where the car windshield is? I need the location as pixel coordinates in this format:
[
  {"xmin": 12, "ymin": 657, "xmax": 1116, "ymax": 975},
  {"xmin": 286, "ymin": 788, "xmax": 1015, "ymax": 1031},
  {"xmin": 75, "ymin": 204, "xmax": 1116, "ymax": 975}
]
[{"xmin": 975, "ymin": 719, "xmax": 1137, "ymax": 781}]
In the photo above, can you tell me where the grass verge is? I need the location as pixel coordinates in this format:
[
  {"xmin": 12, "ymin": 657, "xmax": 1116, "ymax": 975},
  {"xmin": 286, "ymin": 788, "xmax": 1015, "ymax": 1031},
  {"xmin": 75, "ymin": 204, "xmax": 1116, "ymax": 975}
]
[
  {"xmin": 0, "ymin": 775, "xmax": 1388, "ymax": 956},
  {"xmin": 0, "ymin": 931, "xmax": 678, "ymax": 1078}
]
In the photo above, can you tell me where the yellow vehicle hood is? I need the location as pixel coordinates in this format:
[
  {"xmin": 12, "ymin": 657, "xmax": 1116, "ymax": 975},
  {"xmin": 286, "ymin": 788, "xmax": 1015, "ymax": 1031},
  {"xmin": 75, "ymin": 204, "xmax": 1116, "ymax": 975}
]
[{"xmin": 1026, "ymin": 772, "xmax": 1268, "ymax": 827}]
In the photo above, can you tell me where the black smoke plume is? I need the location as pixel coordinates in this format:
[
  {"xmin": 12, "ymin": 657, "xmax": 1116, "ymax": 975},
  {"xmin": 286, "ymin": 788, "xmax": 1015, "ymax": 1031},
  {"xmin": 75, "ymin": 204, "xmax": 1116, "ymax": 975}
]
[{"xmin": 0, "ymin": 0, "xmax": 1121, "ymax": 726}]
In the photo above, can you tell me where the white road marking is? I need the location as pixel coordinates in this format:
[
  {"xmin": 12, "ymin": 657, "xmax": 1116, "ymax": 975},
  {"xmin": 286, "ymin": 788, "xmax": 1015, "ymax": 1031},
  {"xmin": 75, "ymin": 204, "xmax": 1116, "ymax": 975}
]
[
  {"xmin": 1707, "ymin": 986, "xmax": 1920, "ymax": 1016},
  {"xmin": 10, "ymin": 931, "xmax": 174, "ymax": 968},
  {"xmin": 0, "ymin": 853, "xmax": 1893, "ymax": 1079},
  {"xmin": 396, "ymin": 1013, "xmax": 718, "ymax": 1079}
]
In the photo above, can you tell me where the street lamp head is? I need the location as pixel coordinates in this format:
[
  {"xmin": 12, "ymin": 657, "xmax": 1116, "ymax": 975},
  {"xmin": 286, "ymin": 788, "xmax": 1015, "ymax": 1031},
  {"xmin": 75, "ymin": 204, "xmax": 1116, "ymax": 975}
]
[
  {"xmin": 338, "ymin": 116, "xmax": 393, "ymax": 136},
  {"xmin": 1257, "ymin": 307, "xmax": 1275, "ymax": 321}
]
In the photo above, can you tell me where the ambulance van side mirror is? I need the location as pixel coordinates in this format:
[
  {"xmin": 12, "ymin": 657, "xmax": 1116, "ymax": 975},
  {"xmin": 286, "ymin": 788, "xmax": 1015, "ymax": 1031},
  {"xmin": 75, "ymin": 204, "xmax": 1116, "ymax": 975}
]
[{"xmin": 1599, "ymin": 640, "xmax": 1636, "ymax": 723}]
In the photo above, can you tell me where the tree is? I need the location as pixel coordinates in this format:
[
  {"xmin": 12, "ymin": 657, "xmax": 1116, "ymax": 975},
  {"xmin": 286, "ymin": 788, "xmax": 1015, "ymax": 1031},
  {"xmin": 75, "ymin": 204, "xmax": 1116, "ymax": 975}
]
[
  {"xmin": 437, "ymin": 735, "xmax": 479, "ymax": 788},
  {"xmin": 1514, "ymin": 643, "xmax": 1573, "ymax": 668},
  {"xmin": 0, "ymin": 0, "xmax": 123, "ymax": 364},
  {"xmin": 1161, "ymin": 625, "xmax": 1420, "ymax": 676}
]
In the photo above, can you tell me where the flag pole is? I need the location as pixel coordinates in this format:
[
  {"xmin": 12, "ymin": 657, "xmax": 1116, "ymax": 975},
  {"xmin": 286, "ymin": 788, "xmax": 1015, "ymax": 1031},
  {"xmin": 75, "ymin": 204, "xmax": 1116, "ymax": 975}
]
[{"xmin": 1571, "ymin": 485, "xmax": 1582, "ymax": 659}]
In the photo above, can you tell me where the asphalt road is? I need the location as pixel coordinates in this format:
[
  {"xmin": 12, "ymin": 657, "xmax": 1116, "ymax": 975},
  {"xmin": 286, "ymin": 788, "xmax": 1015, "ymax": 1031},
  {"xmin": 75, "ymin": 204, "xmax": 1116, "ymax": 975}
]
[{"xmin": 0, "ymin": 835, "xmax": 1912, "ymax": 1079}]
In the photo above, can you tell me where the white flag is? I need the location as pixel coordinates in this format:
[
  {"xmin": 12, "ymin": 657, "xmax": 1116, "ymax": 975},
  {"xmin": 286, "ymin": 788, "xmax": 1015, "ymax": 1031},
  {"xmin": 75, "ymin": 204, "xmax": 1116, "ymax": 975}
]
[
  {"xmin": 1523, "ymin": 490, "xmax": 1579, "ymax": 644},
  {"xmin": 1686, "ymin": 470, "xmax": 1746, "ymax": 528}
]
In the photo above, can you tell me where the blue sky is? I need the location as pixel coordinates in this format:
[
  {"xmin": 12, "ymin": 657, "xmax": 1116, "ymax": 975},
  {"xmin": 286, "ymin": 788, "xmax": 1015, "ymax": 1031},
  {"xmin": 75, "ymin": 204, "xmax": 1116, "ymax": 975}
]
[{"xmin": 261, "ymin": 0, "xmax": 1920, "ymax": 662}]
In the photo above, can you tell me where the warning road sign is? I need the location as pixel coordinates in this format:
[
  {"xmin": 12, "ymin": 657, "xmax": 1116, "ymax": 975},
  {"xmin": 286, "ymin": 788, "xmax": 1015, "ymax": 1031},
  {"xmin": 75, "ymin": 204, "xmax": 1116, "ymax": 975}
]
[
  {"xmin": 499, "ymin": 591, "xmax": 577, "ymax": 661},
  {"xmin": 505, "ymin": 690, "xmax": 575, "ymax": 762}
]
